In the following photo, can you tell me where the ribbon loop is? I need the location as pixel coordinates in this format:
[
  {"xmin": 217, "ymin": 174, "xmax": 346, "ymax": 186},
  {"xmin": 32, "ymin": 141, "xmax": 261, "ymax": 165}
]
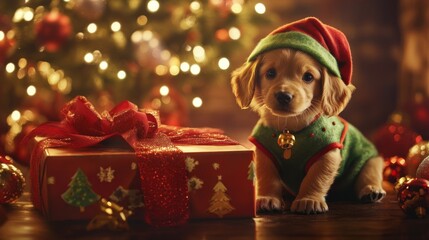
[
  {"xmin": 62, "ymin": 96, "xmax": 106, "ymax": 136},
  {"xmin": 35, "ymin": 96, "xmax": 157, "ymax": 141}
]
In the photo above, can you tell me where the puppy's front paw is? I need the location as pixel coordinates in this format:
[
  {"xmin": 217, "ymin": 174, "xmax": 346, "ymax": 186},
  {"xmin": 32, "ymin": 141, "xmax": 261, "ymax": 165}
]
[
  {"xmin": 359, "ymin": 185, "xmax": 386, "ymax": 203},
  {"xmin": 291, "ymin": 198, "xmax": 328, "ymax": 214},
  {"xmin": 256, "ymin": 196, "xmax": 285, "ymax": 214}
]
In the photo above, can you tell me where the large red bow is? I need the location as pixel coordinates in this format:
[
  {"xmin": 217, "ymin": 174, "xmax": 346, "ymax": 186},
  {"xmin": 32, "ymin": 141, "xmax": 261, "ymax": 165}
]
[
  {"xmin": 27, "ymin": 96, "xmax": 189, "ymax": 226},
  {"xmin": 28, "ymin": 96, "xmax": 158, "ymax": 147}
]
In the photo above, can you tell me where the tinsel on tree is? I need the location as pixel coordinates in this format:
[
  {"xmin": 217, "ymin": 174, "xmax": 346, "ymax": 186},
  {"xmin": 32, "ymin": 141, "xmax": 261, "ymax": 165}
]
[{"xmin": 0, "ymin": 0, "xmax": 273, "ymax": 157}]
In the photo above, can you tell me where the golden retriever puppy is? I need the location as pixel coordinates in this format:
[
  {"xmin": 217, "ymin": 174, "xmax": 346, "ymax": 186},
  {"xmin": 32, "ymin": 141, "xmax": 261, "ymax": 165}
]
[{"xmin": 231, "ymin": 17, "xmax": 385, "ymax": 214}]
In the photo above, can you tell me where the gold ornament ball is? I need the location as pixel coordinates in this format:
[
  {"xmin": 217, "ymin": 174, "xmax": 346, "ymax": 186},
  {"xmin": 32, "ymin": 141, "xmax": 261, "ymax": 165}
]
[
  {"xmin": 407, "ymin": 141, "xmax": 429, "ymax": 177},
  {"xmin": 0, "ymin": 163, "xmax": 25, "ymax": 203}
]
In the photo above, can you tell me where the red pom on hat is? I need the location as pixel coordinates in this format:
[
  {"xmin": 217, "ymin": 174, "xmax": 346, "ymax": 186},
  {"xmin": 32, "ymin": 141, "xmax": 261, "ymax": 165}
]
[{"xmin": 247, "ymin": 17, "xmax": 353, "ymax": 85}]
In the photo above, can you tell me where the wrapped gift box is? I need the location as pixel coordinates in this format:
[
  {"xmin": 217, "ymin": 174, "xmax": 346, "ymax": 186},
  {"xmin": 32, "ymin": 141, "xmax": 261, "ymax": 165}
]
[{"xmin": 34, "ymin": 138, "xmax": 255, "ymax": 221}]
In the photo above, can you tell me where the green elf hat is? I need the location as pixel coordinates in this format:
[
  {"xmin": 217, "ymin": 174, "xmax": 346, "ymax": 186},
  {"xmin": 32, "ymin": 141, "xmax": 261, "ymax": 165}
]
[{"xmin": 247, "ymin": 17, "xmax": 352, "ymax": 85}]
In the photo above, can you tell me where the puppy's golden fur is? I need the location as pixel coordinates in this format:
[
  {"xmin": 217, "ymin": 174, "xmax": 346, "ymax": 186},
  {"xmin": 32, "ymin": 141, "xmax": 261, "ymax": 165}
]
[{"xmin": 231, "ymin": 49, "xmax": 385, "ymax": 214}]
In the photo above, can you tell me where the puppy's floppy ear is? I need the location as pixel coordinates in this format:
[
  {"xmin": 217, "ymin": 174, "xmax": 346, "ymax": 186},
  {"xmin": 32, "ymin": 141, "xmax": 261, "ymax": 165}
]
[
  {"xmin": 320, "ymin": 69, "xmax": 355, "ymax": 116},
  {"xmin": 230, "ymin": 59, "xmax": 260, "ymax": 109}
]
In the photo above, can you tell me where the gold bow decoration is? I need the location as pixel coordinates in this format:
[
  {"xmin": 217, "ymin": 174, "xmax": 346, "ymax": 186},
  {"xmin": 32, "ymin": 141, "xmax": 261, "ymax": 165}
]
[{"xmin": 87, "ymin": 198, "xmax": 133, "ymax": 231}]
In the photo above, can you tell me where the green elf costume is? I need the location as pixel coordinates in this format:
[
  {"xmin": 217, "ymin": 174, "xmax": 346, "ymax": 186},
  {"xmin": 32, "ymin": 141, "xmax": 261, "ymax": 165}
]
[{"xmin": 247, "ymin": 17, "xmax": 379, "ymax": 200}]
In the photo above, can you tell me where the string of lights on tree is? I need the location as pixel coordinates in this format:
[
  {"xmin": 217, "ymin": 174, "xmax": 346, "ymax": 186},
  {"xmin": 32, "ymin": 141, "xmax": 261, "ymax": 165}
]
[{"xmin": 0, "ymin": 0, "xmax": 273, "ymax": 158}]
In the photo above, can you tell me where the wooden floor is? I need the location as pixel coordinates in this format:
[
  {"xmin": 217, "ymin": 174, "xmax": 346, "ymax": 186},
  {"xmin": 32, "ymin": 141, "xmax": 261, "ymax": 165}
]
[{"xmin": 1, "ymin": 187, "xmax": 429, "ymax": 240}]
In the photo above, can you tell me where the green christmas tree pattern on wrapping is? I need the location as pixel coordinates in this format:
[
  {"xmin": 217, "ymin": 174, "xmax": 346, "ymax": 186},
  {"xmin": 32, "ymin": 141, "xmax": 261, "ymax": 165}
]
[
  {"xmin": 208, "ymin": 175, "xmax": 235, "ymax": 218},
  {"xmin": 61, "ymin": 168, "xmax": 100, "ymax": 212}
]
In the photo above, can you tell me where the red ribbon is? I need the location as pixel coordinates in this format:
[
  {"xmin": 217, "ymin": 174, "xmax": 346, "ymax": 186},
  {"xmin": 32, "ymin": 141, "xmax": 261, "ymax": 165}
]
[{"xmin": 27, "ymin": 96, "xmax": 190, "ymax": 226}]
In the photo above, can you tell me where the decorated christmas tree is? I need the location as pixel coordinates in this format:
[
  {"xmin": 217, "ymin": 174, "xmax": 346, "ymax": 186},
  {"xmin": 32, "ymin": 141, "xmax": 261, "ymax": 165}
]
[
  {"xmin": 0, "ymin": 0, "xmax": 273, "ymax": 152},
  {"xmin": 61, "ymin": 168, "xmax": 100, "ymax": 212}
]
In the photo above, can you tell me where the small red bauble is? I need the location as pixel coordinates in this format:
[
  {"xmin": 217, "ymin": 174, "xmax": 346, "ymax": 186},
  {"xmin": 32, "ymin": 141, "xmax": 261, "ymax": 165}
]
[
  {"xmin": 373, "ymin": 122, "xmax": 422, "ymax": 158},
  {"xmin": 0, "ymin": 156, "xmax": 25, "ymax": 204},
  {"xmin": 397, "ymin": 178, "xmax": 429, "ymax": 218},
  {"xmin": 34, "ymin": 11, "xmax": 72, "ymax": 52},
  {"xmin": 383, "ymin": 156, "xmax": 407, "ymax": 184}
]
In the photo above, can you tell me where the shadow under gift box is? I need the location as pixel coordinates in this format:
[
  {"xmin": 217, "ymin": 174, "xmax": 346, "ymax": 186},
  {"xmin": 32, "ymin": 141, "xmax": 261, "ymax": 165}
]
[{"xmin": 32, "ymin": 137, "xmax": 255, "ymax": 221}]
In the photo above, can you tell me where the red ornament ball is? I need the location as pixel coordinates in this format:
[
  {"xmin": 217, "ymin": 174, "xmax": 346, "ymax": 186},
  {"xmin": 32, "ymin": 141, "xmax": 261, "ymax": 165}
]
[
  {"xmin": 0, "ymin": 156, "xmax": 25, "ymax": 204},
  {"xmin": 35, "ymin": 11, "xmax": 72, "ymax": 52},
  {"xmin": 383, "ymin": 156, "xmax": 407, "ymax": 184},
  {"xmin": 416, "ymin": 156, "xmax": 429, "ymax": 180},
  {"xmin": 397, "ymin": 178, "xmax": 429, "ymax": 218},
  {"xmin": 373, "ymin": 122, "xmax": 422, "ymax": 158}
]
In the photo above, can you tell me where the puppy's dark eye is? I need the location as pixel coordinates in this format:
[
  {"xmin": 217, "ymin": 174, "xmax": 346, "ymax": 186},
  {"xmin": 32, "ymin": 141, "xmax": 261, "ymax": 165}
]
[
  {"xmin": 302, "ymin": 72, "xmax": 314, "ymax": 83},
  {"xmin": 265, "ymin": 68, "xmax": 277, "ymax": 79}
]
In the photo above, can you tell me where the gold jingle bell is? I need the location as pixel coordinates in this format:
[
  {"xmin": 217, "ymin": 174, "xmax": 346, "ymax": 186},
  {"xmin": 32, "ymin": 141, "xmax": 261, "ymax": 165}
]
[{"xmin": 277, "ymin": 130, "xmax": 295, "ymax": 159}]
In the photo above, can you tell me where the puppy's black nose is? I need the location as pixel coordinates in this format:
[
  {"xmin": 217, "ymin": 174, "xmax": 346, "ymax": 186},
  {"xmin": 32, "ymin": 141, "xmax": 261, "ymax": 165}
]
[{"xmin": 275, "ymin": 92, "xmax": 293, "ymax": 105}]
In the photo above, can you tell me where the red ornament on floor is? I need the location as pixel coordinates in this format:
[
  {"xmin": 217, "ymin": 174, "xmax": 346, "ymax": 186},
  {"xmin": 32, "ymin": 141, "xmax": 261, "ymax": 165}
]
[
  {"xmin": 397, "ymin": 178, "xmax": 429, "ymax": 218},
  {"xmin": 35, "ymin": 11, "xmax": 72, "ymax": 52},
  {"xmin": 0, "ymin": 156, "xmax": 25, "ymax": 204},
  {"xmin": 373, "ymin": 122, "xmax": 422, "ymax": 158}
]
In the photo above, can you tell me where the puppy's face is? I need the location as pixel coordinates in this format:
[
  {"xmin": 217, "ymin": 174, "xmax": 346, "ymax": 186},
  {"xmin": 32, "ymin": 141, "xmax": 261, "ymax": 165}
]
[
  {"xmin": 231, "ymin": 48, "xmax": 354, "ymax": 119},
  {"xmin": 257, "ymin": 49, "xmax": 323, "ymax": 117}
]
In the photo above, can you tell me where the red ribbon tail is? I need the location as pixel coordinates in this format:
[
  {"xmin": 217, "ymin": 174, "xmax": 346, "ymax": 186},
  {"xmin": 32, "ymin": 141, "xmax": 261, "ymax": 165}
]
[{"xmin": 135, "ymin": 133, "xmax": 189, "ymax": 226}]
